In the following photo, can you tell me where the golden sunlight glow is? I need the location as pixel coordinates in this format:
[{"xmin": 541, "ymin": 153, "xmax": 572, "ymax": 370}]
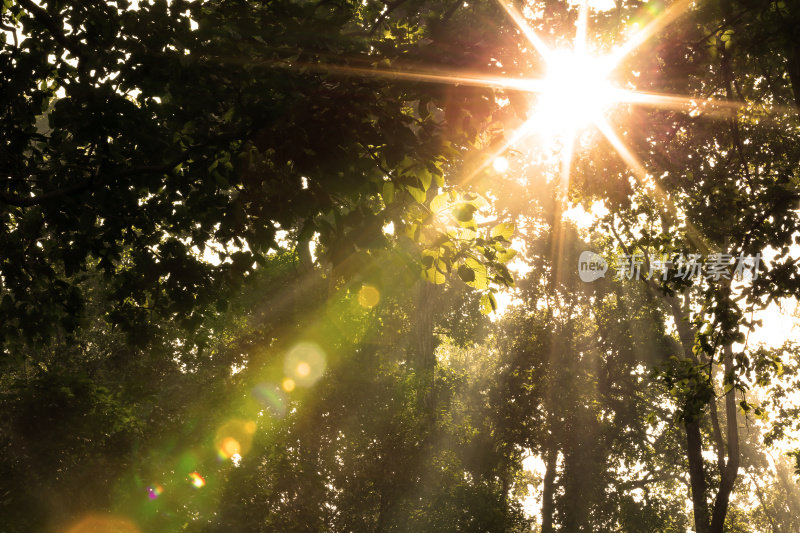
[
  {"xmin": 308, "ymin": 0, "xmax": 725, "ymax": 158},
  {"xmin": 533, "ymin": 49, "xmax": 616, "ymax": 133},
  {"xmin": 300, "ymin": 0, "xmax": 737, "ymax": 260},
  {"xmin": 303, "ymin": 0, "xmax": 738, "ymax": 171},
  {"xmin": 492, "ymin": 156, "xmax": 509, "ymax": 173}
]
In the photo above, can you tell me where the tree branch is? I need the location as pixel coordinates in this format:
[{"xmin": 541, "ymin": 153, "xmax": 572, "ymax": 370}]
[
  {"xmin": 0, "ymin": 20, "xmax": 19, "ymax": 48},
  {"xmin": 709, "ymin": 396, "xmax": 727, "ymax": 474}
]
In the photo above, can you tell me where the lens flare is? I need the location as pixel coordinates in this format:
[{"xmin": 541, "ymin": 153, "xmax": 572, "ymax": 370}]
[
  {"xmin": 252, "ymin": 383, "xmax": 287, "ymax": 416},
  {"xmin": 492, "ymin": 156, "xmax": 510, "ymax": 173},
  {"xmin": 188, "ymin": 472, "xmax": 205, "ymax": 488},
  {"xmin": 284, "ymin": 342, "xmax": 326, "ymax": 387},
  {"xmin": 215, "ymin": 419, "xmax": 257, "ymax": 460},
  {"xmin": 220, "ymin": 437, "xmax": 240, "ymax": 458},
  {"xmin": 296, "ymin": 361, "xmax": 311, "ymax": 377},
  {"xmin": 357, "ymin": 284, "xmax": 380, "ymax": 308},
  {"xmin": 282, "ymin": 378, "xmax": 296, "ymax": 392},
  {"xmin": 146, "ymin": 484, "xmax": 163, "ymax": 500}
]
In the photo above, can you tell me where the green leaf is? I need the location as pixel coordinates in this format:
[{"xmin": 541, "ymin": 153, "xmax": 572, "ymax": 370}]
[
  {"xmin": 480, "ymin": 292, "xmax": 497, "ymax": 314},
  {"xmin": 421, "ymin": 249, "xmax": 447, "ymax": 284},
  {"xmin": 453, "ymin": 203, "xmax": 477, "ymax": 222},
  {"xmin": 496, "ymin": 248, "xmax": 517, "ymax": 263},
  {"xmin": 457, "ymin": 264, "xmax": 475, "ymax": 283},
  {"xmin": 382, "ymin": 182, "xmax": 395, "ymax": 204},
  {"xmin": 430, "ymin": 192, "xmax": 449, "ymax": 214},
  {"xmin": 407, "ymin": 186, "xmax": 426, "ymax": 204},
  {"xmin": 432, "ymin": 169, "xmax": 444, "ymax": 188},
  {"xmin": 465, "ymin": 257, "xmax": 488, "ymax": 290},
  {"xmin": 490, "ymin": 222, "xmax": 515, "ymax": 242},
  {"xmin": 423, "ymin": 264, "xmax": 447, "ymax": 284},
  {"xmin": 417, "ymin": 168, "xmax": 433, "ymax": 191}
]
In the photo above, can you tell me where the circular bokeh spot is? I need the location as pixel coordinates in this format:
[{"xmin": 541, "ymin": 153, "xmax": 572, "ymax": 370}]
[
  {"xmin": 357, "ymin": 285, "xmax": 380, "ymax": 308},
  {"xmin": 283, "ymin": 342, "xmax": 326, "ymax": 387},
  {"xmin": 215, "ymin": 419, "xmax": 257, "ymax": 461}
]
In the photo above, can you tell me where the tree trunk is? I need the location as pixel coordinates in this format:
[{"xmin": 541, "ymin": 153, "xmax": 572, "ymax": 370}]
[
  {"xmin": 410, "ymin": 281, "xmax": 438, "ymax": 412},
  {"xmin": 541, "ymin": 447, "xmax": 558, "ymax": 533},
  {"xmin": 710, "ymin": 345, "xmax": 740, "ymax": 532},
  {"xmin": 686, "ymin": 417, "xmax": 711, "ymax": 533},
  {"xmin": 664, "ymin": 291, "xmax": 712, "ymax": 532},
  {"xmin": 411, "ymin": 281, "xmax": 437, "ymax": 373}
]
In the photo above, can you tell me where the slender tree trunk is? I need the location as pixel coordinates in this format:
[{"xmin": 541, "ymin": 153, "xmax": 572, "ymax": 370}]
[
  {"xmin": 710, "ymin": 345, "xmax": 740, "ymax": 532},
  {"xmin": 686, "ymin": 417, "xmax": 711, "ymax": 533},
  {"xmin": 411, "ymin": 281, "xmax": 436, "ymax": 373},
  {"xmin": 541, "ymin": 447, "xmax": 558, "ymax": 533},
  {"xmin": 663, "ymin": 291, "xmax": 713, "ymax": 532},
  {"xmin": 410, "ymin": 280, "xmax": 438, "ymax": 412}
]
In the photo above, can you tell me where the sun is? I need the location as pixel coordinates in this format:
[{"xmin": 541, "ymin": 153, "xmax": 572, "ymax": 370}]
[
  {"xmin": 533, "ymin": 48, "xmax": 617, "ymax": 133},
  {"xmin": 309, "ymin": 0, "xmax": 728, "ymax": 189}
]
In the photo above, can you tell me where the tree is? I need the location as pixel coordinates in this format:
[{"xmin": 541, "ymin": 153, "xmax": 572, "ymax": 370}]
[
  {"xmin": 1, "ymin": 0, "xmax": 514, "ymax": 350},
  {"xmin": 568, "ymin": 1, "xmax": 800, "ymax": 530}
]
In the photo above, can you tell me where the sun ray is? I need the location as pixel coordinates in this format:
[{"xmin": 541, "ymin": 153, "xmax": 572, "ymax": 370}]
[
  {"xmin": 549, "ymin": 125, "xmax": 577, "ymax": 287},
  {"xmin": 312, "ymin": 62, "xmax": 747, "ymax": 122},
  {"xmin": 611, "ymin": 88, "xmax": 744, "ymax": 116},
  {"xmin": 459, "ymin": 117, "xmax": 540, "ymax": 186},
  {"xmin": 558, "ymin": 128, "xmax": 577, "ymax": 199},
  {"xmin": 609, "ymin": 0, "xmax": 694, "ymax": 67},
  {"xmin": 297, "ymin": 60, "xmax": 788, "ymax": 124},
  {"xmin": 305, "ymin": 62, "xmax": 547, "ymax": 93},
  {"xmin": 594, "ymin": 117, "xmax": 711, "ymax": 254},
  {"xmin": 575, "ymin": 0, "xmax": 589, "ymax": 55},
  {"xmin": 254, "ymin": 0, "xmax": 782, "ymax": 255},
  {"xmin": 494, "ymin": 0, "xmax": 552, "ymax": 60}
]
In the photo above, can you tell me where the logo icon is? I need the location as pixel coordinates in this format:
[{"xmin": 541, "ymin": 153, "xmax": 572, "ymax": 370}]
[{"xmin": 578, "ymin": 251, "xmax": 608, "ymax": 282}]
